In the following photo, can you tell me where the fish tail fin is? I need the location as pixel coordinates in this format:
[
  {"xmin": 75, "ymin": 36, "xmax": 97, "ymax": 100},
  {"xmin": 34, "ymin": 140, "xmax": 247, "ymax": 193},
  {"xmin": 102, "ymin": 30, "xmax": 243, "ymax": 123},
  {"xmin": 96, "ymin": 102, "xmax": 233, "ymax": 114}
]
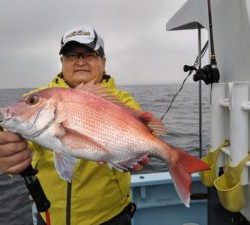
[{"xmin": 162, "ymin": 144, "xmax": 209, "ymax": 207}]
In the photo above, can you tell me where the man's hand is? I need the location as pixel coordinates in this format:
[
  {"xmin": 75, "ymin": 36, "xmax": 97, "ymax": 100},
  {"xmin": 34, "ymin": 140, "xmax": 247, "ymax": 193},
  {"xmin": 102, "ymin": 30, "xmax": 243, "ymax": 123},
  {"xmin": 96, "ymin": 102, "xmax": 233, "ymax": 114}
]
[
  {"xmin": 131, "ymin": 154, "xmax": 150, "ymax": 172},
  {"xmin": 0, "ymin": 131, "xmax": 32, "ymax": 174}
]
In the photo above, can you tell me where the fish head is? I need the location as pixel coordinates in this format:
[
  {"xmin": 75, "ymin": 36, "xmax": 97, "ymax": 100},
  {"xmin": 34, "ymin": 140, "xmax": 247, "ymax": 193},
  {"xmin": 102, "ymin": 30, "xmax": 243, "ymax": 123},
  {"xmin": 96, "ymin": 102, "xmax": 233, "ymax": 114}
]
[{"xmin": 0, "ymin": 90, "xmax": 57, "ymax": 138}]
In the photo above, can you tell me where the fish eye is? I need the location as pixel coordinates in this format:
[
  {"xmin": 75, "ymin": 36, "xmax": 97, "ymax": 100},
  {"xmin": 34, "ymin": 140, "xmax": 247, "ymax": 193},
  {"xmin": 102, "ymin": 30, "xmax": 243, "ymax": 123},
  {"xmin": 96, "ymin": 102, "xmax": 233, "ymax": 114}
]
[{"xmin": 26, "ymin": 95, "xmax": 39, "ymax": 105}]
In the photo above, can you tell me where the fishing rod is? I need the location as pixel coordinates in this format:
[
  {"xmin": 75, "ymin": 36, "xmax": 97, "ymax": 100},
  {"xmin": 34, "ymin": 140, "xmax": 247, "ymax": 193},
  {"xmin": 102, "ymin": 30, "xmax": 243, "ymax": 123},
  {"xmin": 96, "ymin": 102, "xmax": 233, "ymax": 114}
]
[
  {"xmin": 182, "ymin": 0, "xmax": 220, "ymax": 160},
  {"xmin": 163, "ymin": 0, "xmax": 220, "ymax": 155},
  {"xmin": 20, "ymin": 165, "xmax": 51, "ymax": 225},
  {"xmin": 187, "ymin": 0, "xmax": 220, "ymax": 85},
  {"xmin": 186, "ymin": 0, "xmax": 221, "ymax": 203},
  {"xmin": 207, "ymin": 0, "xmax": 220, "ymax": 82}
]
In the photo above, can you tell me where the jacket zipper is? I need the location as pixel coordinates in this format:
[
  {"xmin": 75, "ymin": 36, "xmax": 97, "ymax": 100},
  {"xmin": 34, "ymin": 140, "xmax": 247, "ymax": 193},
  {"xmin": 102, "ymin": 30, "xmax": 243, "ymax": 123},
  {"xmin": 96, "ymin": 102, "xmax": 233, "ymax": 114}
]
[{"xmin": 66, "ymin": 182, "xmax": 72, "ymax": 225}]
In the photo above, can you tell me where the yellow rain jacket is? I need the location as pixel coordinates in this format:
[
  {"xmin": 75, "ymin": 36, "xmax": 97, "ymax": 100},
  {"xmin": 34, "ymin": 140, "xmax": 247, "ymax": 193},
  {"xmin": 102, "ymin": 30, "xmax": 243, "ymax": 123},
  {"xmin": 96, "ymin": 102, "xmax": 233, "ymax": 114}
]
[{"xmin": 29, "ymin": 74, "xmax": 140, "ymax": 225}]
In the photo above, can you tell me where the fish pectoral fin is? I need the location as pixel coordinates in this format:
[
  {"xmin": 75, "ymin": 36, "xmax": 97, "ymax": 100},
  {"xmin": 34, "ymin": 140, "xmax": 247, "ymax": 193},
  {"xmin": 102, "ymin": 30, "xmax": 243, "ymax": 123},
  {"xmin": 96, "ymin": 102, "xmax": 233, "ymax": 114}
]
[
  {"xmin": 54, "ymin": 151, "xmax": 77, "ymax": 182},
  {"xmin": 54, "ymin": 122, "xmax": 66, "ymax": 138}
]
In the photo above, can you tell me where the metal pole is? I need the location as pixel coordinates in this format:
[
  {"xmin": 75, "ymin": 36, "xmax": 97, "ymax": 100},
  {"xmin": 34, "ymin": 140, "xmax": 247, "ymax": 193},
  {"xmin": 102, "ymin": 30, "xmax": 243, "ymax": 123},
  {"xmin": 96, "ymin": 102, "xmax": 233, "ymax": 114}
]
[{"xmin": 198, "ymin": 27, "xmax": 202, "ymax": 159}]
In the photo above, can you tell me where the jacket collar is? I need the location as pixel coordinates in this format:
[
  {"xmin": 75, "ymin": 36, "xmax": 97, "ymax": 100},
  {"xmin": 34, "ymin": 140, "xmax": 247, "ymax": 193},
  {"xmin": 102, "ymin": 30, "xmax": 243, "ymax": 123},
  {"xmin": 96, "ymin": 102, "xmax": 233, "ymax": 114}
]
[{"xmin": 49, "ymin": 73, "xmax": 116, "ymax": 89}]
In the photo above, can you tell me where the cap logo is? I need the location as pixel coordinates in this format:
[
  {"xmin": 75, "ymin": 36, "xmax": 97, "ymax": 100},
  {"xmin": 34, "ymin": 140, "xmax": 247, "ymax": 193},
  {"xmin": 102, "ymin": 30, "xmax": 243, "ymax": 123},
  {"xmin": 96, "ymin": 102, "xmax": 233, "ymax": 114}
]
[{"xmin": 65, "ymin": 30, "xmax": 91, "ymax": 39}]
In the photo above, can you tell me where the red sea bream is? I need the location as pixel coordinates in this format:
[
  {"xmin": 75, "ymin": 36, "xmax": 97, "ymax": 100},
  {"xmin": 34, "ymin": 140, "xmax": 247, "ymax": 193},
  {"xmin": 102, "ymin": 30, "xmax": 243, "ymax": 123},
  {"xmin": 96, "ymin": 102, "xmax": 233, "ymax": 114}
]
[{"xmin": 0, "ymin": 82, "xmax": 209, "ymax": 207}]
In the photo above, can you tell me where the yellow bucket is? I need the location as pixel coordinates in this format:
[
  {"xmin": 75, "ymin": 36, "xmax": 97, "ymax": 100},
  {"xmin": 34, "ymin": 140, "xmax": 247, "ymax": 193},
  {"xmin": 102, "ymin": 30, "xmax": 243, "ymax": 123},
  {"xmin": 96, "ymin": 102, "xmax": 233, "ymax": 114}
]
[
  {"xmin": 199, "ymin": 150, "xmax": 218, "ymax": 187},
  {"xmin": 214, "ymin": 155, "xmax": 249, "ymax": 212},
  {"xmin": 214, "ymin": 173, "xmax": 244, "ymax": 212},
  {"xmin": 199, "ymin": 140, "xmax": 230, "ymax": 187}
]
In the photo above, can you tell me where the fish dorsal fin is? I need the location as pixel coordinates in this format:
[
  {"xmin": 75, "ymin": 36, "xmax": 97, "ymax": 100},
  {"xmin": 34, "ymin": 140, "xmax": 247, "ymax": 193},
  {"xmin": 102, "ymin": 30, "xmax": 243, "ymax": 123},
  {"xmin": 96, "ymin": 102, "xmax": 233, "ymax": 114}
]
[
  {"xmin": 76, "ymin": 81, "xmax": 167, "ymax": 136},
  {"xmin": 136, "ymin": 111, "xmax": 167, "ymax": 136},
  {"xmin": 75, "ymin": 81, "xmax": 121, "ymax": 104},
  {"xmin": 76, "ymin": 81, "xmax": 139, "ymax": 111}
]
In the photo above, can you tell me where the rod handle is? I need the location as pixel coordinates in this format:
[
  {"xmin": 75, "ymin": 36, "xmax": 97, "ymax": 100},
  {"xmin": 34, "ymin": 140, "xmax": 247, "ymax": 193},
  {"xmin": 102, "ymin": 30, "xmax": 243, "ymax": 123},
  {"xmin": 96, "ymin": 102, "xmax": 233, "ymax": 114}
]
[{"xmin": 20, "ymin": 165, "xmax": 51, "ymax": 212}]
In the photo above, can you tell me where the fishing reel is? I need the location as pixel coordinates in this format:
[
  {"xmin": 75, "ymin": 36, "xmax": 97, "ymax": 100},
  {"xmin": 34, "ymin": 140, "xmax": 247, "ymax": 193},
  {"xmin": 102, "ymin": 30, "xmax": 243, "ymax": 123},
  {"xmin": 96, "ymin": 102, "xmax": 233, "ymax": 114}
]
[{"xmin": 183, "ymin": 64, "xmax": 220, "ymax": 85}]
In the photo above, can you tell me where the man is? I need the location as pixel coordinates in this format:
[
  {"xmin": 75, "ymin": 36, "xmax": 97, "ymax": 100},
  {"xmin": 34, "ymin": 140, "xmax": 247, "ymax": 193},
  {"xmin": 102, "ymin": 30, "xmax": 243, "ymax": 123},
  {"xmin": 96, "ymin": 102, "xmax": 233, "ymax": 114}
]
[{"xmin": 0, "ymin": 26, "xmax": 148, "ymax": 225}]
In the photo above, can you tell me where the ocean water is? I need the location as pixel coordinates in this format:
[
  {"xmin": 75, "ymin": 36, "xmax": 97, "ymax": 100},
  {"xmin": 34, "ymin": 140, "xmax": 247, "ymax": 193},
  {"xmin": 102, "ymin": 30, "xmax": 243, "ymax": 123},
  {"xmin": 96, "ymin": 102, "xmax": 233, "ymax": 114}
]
[{"xmin": 0, "ymin": 83, "xmax": 211, "ymax": 225}]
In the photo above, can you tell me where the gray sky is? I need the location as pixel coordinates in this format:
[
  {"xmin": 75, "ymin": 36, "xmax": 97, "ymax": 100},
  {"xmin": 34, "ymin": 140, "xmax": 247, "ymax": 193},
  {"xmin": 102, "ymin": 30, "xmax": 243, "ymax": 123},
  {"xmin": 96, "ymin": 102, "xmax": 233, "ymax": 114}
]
[{"xmin": 0, "ymin": 0, "xmax": 208, "ymax": 88}]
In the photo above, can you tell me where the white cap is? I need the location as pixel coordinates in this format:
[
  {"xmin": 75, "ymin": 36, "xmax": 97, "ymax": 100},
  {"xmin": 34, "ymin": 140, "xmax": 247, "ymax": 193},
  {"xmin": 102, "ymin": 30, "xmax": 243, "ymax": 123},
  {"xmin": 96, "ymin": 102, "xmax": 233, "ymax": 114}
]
[{"xmin": 59, "ymin": 26, "xmax": 104, "ymax": 56}]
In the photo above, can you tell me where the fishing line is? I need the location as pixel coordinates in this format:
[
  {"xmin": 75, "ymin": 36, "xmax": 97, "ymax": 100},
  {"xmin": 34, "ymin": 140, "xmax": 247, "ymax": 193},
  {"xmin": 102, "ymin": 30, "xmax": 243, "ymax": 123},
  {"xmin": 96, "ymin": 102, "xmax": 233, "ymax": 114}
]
[{"xmin": 160, "ymin": 40, "xmax": 208, "ymax": 121}]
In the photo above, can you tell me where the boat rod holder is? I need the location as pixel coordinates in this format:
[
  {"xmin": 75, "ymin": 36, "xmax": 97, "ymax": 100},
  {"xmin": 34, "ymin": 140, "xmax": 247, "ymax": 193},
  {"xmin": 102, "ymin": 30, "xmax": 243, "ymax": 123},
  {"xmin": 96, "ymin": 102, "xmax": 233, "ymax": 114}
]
[
  {"xmin": 183, "ymin": 64, "xmax": 220, "ymax": 85},
  {"xmin": 20, "ymin": 165, "xmax": 51, "ymax": 212}
]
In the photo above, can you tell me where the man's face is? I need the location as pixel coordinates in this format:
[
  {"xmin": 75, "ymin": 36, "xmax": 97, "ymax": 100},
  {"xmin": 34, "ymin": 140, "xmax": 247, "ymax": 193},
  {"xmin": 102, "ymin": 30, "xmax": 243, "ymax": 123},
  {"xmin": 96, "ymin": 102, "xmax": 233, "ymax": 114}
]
[{"xmin": 60, "ymin": 45, "xmax": 106, "ymax": 88}]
